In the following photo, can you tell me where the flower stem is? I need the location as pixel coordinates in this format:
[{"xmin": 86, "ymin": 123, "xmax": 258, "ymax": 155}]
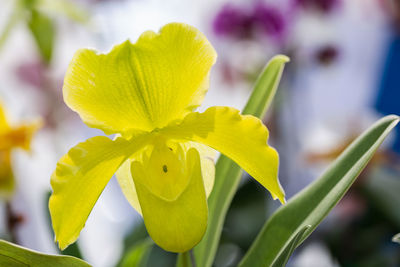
[
  {"xmin": 181, "ymin": 251, "xmax": 190, "ymax": 267},
  {"xmin": 180, "ymin": 250, "xmax": 196, "ymax": 267},
  {"xmin": 190, "ymin": 250, "xmax": 197, "ymax": 267}
]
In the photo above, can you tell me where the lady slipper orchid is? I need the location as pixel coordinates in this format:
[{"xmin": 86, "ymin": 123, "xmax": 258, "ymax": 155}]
[{"xmin": 49, "ymin": 23, "xmax": 285, "ymax": 253}]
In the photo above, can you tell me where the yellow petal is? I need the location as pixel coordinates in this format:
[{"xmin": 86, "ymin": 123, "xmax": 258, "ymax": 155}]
[
  {"xmin": 163, "ymin": 106, "xmax": 285, "ymax": 203},
  {"xmin": 116, "ymin": 141, "xmax": 215, "ymax": 215},
  {"xmin": 63, "ymin": 23, "xmax": 217, "ymax": 137},
  {"xmin": 116, "ymin": 159, "xmax": 142, "ymax": 214},
  {"xmin": 181, "ymin": 142, "xmax": 215, "ymax": 197},
  {"xmin": 49, "ymin": 135, "xmax": 149, "ymax": 250},
  {"xmin": 131, "ymin": 148, "xmax": 207, "ymax": 252}
]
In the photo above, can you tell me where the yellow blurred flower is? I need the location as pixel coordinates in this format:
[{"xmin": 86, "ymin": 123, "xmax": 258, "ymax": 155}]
[{"xmin": 0, "ymin": 104, "xmax": 41, "ymax": 198}]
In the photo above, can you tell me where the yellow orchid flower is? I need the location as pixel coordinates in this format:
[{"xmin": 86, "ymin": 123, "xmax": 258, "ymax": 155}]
[
  {"xmin": 49, "ymin": 23, "xmax": 285, "ymax": 253},
  {"xmin": 0, "ymin": 103, "xmax": 40, "ymax": 198}
]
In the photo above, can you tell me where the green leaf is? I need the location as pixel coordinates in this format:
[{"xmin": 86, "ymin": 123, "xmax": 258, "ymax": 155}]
[
  {"xmin": 242, "ymin": 55, "xmax": 290, "ymax": 118},
  {"xmin": 0, "ymin": 239, "xmax": 91, "ymax": 267},
  {"xmin": 120, "ymin": 238, "xmax": 153, "ymax": 267},
  {"xmin": 271, "ymin": 225, "xmax": 310, "ymax": 267},
  {"xmin": 36, "ymin": 0, "xmax": 89, "ymax": 24},
  {"xmin": 185, "ymin": 55, "xmax": 289, "ymax": 267},
  {"xmin": 0, "ymin": 6, "xmax": 23, "ymax": 52},
  {"xmin": 27, "ymin": 9, "xmax": 55, "ymax": 63},
  {"xmin": 20, "ymin": 0, "xmax": 37, "ymax": 9},
  {"xmin": 239, "ymin": 115, "xmax": 399, "ymax": 267}
]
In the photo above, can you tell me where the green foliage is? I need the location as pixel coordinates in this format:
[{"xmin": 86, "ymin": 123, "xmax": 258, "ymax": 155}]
[
  {"xmin": 173, "ymin": 54, "xmax": 398, "ymax": 266},
  {"xmin": 188, "ymin": 55, "xmax": 289, "ymax": 267},
  {"xmin": 27, "ymin": 9, "xmax": 55, "ymax": 63},
  {"xmin": 0, "ymin": 240, "xmax": 91, "ymax": 267},
  {"xmin": 364, "ymin": 167, "xmax": 400, "ymax": 228},
  {"xmin": 239, "ymin": 115, "xmax": 399, "ymax": 267},
  {"xmin": 242, "ymin": 55, "xmax": 290, "ymax": 118},
  {"xmin": 120, "ymin": 238, "xmax": 153, "ymax": 267},
  {"xmin": 117, "ymin": 222, "xmax": 176, "ymax": 267},
  {"xmin": 221, "ymin": 180, "xmax": 270, "ymax": 249},
  {"xmin": 0, "ymin": 0, "xmax": 88, "ymax": 63},
  {"xmin": 36, "ymin": 0, "xmax": 89, "ymax": 24}
]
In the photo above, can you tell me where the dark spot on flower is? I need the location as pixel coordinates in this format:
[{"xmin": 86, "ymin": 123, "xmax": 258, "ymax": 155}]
[{"xmin": 163, "ymin": 165, "xmax": 168, "ymax": 173}]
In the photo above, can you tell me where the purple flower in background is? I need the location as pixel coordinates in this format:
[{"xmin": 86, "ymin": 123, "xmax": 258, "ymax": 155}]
[
  {"xmin": 213, "ymin": 3, "xmax": 286, "ymax": 41},
  {"xmin": 253, "ymin": 3, "xmax": 286, "ymax": 39},
  {"xmin": 295, "ymin": 0, "xmax": 340, "ymax": 13},
  {"xmin": 213, "ymin": 5, "xmax": 248, "ymax": 38}
]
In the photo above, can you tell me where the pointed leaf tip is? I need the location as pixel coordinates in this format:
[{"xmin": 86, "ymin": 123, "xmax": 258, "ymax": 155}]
[{"xmin": 271, "ymin": 54, "xmax": 290, "ymax": 63}]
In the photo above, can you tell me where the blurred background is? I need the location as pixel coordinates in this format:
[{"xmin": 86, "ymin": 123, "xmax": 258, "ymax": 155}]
[{"xmin": 0, "ymin": 0, "xmax": 399, "ymax": 266}]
